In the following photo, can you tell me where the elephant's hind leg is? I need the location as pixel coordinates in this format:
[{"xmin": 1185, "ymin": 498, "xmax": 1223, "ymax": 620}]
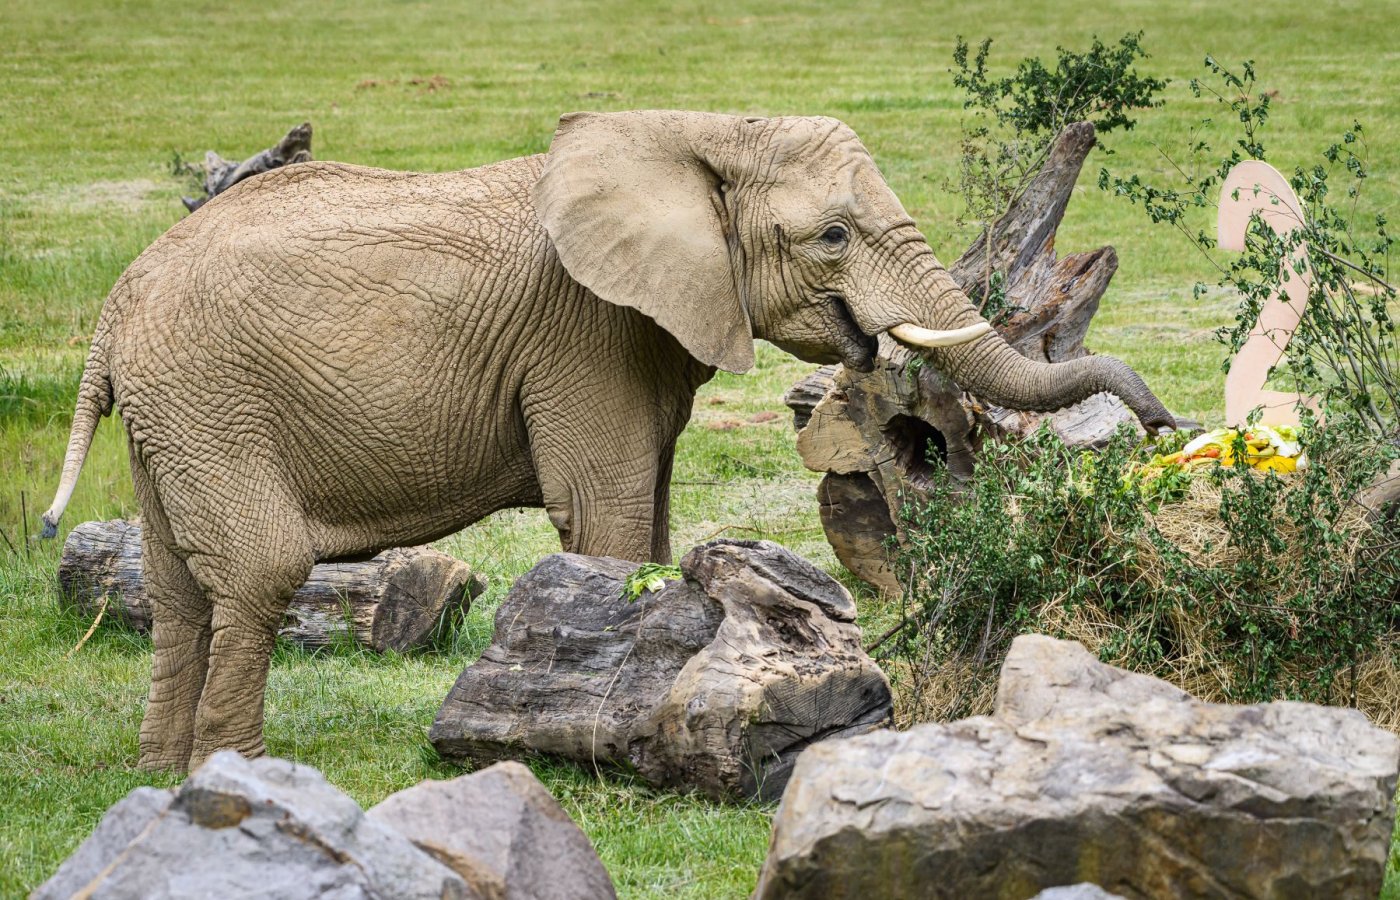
[
  {"xmin": 163, "ymin": 466, "xmax": 314, "ymax": 769},
  {"xmin": 132, "ymin": 452, "xmax": 213, "ymax": 772}
]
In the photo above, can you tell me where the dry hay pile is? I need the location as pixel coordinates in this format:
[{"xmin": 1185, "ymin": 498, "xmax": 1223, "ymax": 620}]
[{"xmin": 889, "ymin": 475, "xmax": 1400, "ymax": 733}]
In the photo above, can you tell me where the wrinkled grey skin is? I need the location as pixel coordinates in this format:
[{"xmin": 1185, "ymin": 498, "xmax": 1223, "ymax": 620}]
[{"xmin": 44, "ymin": 111, "xmax": 1172, "ymax": 771}]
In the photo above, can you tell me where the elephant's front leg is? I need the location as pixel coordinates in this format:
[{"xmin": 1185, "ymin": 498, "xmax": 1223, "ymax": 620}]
[
  {"xmin": 650, "ymin": 437, "xmax": 679, "ymax": 564},
  {"xmin": 531, "ymin": 413, "xmax": 672, "ymax": 563}
]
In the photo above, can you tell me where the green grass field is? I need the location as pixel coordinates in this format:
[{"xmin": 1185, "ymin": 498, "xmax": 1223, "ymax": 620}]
[{"xmin": 3, "ymin": 0, "xmax": 1399, "ymax": 897}]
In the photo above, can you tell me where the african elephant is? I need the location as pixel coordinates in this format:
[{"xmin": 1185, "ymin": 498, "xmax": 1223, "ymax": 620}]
[{"xmin": 42, "ymin": 110, "xmax": 1173, "ymax": 771}]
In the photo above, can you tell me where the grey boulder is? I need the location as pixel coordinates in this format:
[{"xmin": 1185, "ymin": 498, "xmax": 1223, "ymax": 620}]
[
  {"xmin": 30, "ymin": 752, "xmax": 470, "ymax": 899},
  {"xmin": 753, "ymin": 634, "xmax": 1400, "ymax": 900},
  {"xmin": 367, "ymin": 761, "xmax": 616, "ymax": 900},
  {"xmin": 1033, "ymin": 887, "xmax": 1129, "ymax": 900},
  {"xmin": 30, "ymin": 787, "xmax": 174, "ymax": 900},
  {"xmin": 431, "ymin": 539, "xmax": 891, "ymax": 800}
]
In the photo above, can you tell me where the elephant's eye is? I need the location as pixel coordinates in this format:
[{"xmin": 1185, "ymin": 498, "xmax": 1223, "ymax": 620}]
[{"xmin": 820, "ymin": 224, "xmax": 849, "ymax": 246}]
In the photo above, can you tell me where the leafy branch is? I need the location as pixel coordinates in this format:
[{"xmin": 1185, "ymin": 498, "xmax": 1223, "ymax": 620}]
[
  {"xmin": 1101, "ymin": 57, "xmax": 1398, "ymax": 438},
  {"xmin": 949, "ymin": 33, "xmax": 1167, "ymax": 316}
]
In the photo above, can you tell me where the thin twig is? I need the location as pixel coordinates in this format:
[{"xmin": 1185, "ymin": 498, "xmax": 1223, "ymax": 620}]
[
  {"xmin": 66, "ymin": 593, "xmax": 110, "ymax": 659},
  {"xmin": 1312, "ymin": 246, "xmax": 1396, "ymax": 293},
  {"xmin": 590, "ymin": 589, "xmax": 647, "ymax": 782},
  {"xmin": 718, "ymin": 453, "xmax": 781, "ymax": 477},
  {"xmin": 865, "ymin": 617, "xmax": 911, "ymax": 655}
]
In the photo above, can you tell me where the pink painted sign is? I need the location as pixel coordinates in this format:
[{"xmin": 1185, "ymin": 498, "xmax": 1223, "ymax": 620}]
[{"xmin": 1217, "ymin": 160, "xmax": 1321, "ymax": 428}]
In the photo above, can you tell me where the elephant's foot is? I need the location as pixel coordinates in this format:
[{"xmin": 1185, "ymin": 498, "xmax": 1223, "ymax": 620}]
[
  {"xmin": 189, "ymin": 731, "xmax": 266, "ymax": 772},
  {"xmin": 138, "ymin": 709, "xmax": 196, "ymax": 773},
  {"xmin": 136, "ymin": 741, "xmax": 193, "ymax": 773}
]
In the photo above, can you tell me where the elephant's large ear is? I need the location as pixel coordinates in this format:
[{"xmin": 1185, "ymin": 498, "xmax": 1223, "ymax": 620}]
[{"xmin": 533, "ymin": 110, "xmax": 754, "ymax": 374}]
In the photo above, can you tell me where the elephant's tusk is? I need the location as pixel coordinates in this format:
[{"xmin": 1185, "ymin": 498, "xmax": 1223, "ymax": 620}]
[{"xmin": 888, "ymin": 321, "xmax": 994, "ymax": 349}]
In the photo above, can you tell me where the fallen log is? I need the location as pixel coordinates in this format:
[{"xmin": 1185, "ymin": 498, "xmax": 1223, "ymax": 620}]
[
  {"xmin": 787, "ymin": 122, "xmax": 1196, "ymax": 592},
  {"xmin": 182, "ymin": 122, "xmax": 313, "ymax": 213},
  {"xmin": 57, "ymin": 519, "xmax": 485, "ymax": 653},
  {"xmin": 430, "ymin": 539, "xmax": 892, "ymax": 801}
]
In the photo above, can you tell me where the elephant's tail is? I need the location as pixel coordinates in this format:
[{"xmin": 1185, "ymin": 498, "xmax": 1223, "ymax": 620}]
[{"xmin": 40, "ymin": 344, "xmax": 114, "ymax": 539}]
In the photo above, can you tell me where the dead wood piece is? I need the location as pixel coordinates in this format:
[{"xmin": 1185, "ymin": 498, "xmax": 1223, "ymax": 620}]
[
  {"xmin": 429, "ymin": 539, "xmax": 892, "ymax": 801},
  {"xmin": 782, "ymin": 365, "xmax": 838, "ymax": 432},
  {"xmin": 57, "ymin": 519, "xmax": 485, "ymax": 653},
  {"xmin": 817, "ymin": 473, "xmax": 900, "ymax": 594},
  {"xmin": 182, "ymin": 122, "xmax": 313, "ymax": 213},
  {"xmin": 792, "ymin": 122, "xmax": 1191, "ymax": 591}
]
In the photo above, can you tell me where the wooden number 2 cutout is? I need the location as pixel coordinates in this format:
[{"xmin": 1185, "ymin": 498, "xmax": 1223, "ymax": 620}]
[{"xmin": 1217, "ymin": 160, "xmax": 1321, "ymax": 429}]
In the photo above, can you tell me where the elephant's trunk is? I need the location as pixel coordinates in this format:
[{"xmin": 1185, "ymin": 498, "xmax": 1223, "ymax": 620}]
[{"xmin": 887, "ymin": 244, "xmax": 1176, "ymax": 433}]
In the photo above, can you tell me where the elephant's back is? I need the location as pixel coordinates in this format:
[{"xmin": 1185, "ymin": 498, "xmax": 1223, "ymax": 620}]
[
  {"xmin": 191, "ymin": 156, "xmax": 546, "ymax": 222},
  {"xmin": 102, "ymin": 154, "xmax": 553, "ymax": 457},
  {"xmin": 120, "ymin": 154, "xmax": 548, "ymax": 280},
  {"xmin": 107, "ymin": 154, "xmax": 550, "ymax": 355}
]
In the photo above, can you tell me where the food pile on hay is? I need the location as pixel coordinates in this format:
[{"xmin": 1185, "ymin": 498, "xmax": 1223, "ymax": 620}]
[{"xmin": 885, "ymin": 422, "xmax": 1400, "ymax": 733}]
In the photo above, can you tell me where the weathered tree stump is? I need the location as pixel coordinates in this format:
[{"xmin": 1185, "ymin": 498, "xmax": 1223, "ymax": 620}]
[
  {"xmin": 787, "ymin": 123, "xmax": 1194, "ymax": 592},
  {"xmin": 430, "ymin": 539, "xmax": 892, "ymax": 801},
  {"xmin": 57, "ymin": 519, "xmax": 485, "ymax": 653},
  {"xmin": 182, "ymin": 122, "xmax": 313, "ymax": 212}
]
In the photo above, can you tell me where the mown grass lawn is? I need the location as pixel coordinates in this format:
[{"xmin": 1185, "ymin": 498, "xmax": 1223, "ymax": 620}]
[{"xmin": 3, "ymin": 0, "xmax": 1399, "ymax": 897}]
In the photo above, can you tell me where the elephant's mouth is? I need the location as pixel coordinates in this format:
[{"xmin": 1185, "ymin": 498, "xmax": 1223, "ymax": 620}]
[{"xmin": 829, "ymin": 294, "xmax": 878, "ymax": 373}]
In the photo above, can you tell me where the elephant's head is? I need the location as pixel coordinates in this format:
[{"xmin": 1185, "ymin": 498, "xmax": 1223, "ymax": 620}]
[{"xmin": 533, "ymin": 110, "xmax": 1174, "ymax": 431}]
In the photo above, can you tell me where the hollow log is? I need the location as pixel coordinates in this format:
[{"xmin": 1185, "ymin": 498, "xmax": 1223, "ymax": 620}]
[
  {"xmin": 182, "ymin": 122, "xmax": 313, "ymax": 213},
  {"xmin": 430, "ymin": 539, "xmax": 892, "ymax": 802},
  {"xmin": 57, "ymin": 519, "xmax": 485, "ymax": 653},
  {"xmin": 788, "ymin": 122, "xmax": 1195, "ymax": 592}
]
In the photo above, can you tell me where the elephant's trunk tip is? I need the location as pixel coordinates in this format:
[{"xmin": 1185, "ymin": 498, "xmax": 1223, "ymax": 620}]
[{"xmin": 888, "ymin": 321, "xmax": 993, "ymax": 349}]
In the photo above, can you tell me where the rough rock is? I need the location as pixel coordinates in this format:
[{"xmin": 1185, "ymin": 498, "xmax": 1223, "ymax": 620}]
[
  {"xmin": 430, "ymin": 539, "xmax": 892, "ymax": 801},
  {"xmin": 367, "ymin": 761, "xmax": 616, "ymax": 900},
  {"xmin": 30, "ymin": 752, "xmax": 470, "ymax": 900},
  {"xmin": 752, "ymin": 635, "xmax": 1400, "ymax": 900},
  {"xmin": 1033, "ymin": 887, "xmax": 1130, "ymax": 900},
  {"xmin": 30, "ymin": 787, "xmax": 174, "ymax": 900}
]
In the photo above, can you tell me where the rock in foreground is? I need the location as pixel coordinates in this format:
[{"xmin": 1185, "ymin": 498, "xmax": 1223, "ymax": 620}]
[
  {"xmin": 1032, "ymin": 887, "xmax": 1129, "ymax": 900},
  {"xmin": 753, "ymin": 635, "xmax": 1400, "ymax": 900},
  {"xmin": 30, "ymin": 788, "xmax": 174, "ymax": 900},
  {"xmin": 368, "ymin": 760, "xmax": 616, "ymax": 900},
  {"xmin": 30, "ymin": 752, "xmax": 469, "ymax": 899},
  {"xmin": 430, "ymin": 539, "xmax": 892, "ymax": 800}
]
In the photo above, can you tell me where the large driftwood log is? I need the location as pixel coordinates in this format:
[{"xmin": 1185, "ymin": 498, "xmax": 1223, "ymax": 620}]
[
  {"xmin": 788, "ymin": 123, "xmax": 1193, "ymax": 592},
  {"xmin": 430, "ymin": 539, "xmax": 892, "ymax": 801},
  {"xmin": 182, "ymin": 122, "xmax": 313, "ymax": 213},
  {"xmin": 58, "ymin": 519, "xmax": 485, "ymax": 653}
]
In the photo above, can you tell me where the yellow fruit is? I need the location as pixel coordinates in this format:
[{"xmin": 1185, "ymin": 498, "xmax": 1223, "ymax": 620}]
[{"xmin": 1255, "ymin": 456, "xmax": 1298, "ymax": 474}]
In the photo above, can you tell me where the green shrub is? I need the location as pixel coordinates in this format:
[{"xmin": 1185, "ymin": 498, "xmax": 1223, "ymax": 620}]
[
  {"xmin": 891, "ymin": 48, "xmax": 1400, "ymax": 728},
  {"xmin": 887, "ymin": 418, "xmax": 1400, "ymax": 726},
  {"xmin": 947, "ymin": 32, "xmax": 1166, "ymax": 315}
]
